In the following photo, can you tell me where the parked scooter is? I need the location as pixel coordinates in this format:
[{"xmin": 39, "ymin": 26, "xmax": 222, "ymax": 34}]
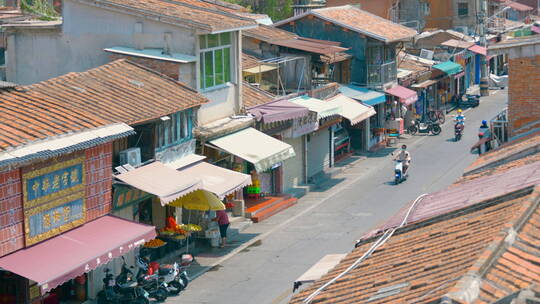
[
  {"xmin": 408, "ymin": 119, "xmax": 442, "ymax": 135},
  {"xmin": 97, "ymin": 259, "xmax": 150, "ymax": 304},
  {"xmin": 135, "ymin": 270, "xmax": 169, "ymax": 302},
  {"xmin": 394, "ymin": 160, "xmax": 408, "ymax": 184},
  {"xmin": 137, "ymin": 253, "xmax": 193, "ymax": 296}
]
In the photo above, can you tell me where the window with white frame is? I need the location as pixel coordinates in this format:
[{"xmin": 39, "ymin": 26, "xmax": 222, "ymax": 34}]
[{"xmin": 199, "ymin": 33, "xmax": 232, "ymax": 90}]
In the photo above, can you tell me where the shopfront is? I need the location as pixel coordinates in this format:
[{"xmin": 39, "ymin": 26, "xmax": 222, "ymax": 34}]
[
  {"xmin": 337, "ymin": 85, "xmax": 386, "ymax": 151},
  {"xmin": 432, "ymin": 61, "xmax": 464, "ymax": 110},
  {"xmin": 411, "ymin": 80, "xmax": 438, "ymax": 120},
  {"xmin": 384, "ymin": 85, "xmax": 418, "ymax": 130},
  {"xmin": 325, "ymin": 94, "xmax": 376, "ymax": 160}
]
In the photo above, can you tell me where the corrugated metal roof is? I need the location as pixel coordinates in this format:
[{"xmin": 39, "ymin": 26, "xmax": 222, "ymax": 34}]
[
  {"xmin": 244, "ymin": 24, "xmax": 298, "ymax": 42},
  {"xmin": 0, "ymin": 123, "xmax": 134, "ymax": 167},
  {"xmin": 270, "ymin": 38, "xmax": 348, "ymax": 55}
]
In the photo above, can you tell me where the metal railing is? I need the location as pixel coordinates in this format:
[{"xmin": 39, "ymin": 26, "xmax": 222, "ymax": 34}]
[
  {"xmin": 367, "ymin": 61, "xmax": 397, "ymax": 86},
  {"xmin": 491, "ymin": 107, "xmax": 508, "ymax": 145}
]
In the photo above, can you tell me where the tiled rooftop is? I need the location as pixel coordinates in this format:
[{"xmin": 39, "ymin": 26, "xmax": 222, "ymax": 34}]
[
  {"xmin": 464, "ymin": 131, "xmax": 540, "ymax": 175},
  {"xmin": 0, "ymin": 88, "xmax": 107, "ymax": 152},
  {"xmin": 276, "ymin": 5, "xmax": 417, "ymax": 43},
  {"xmin": 242, "ymin": 82, "xmax": 275, "ymax": 108},
  {"xmin": 242, "ymin": 52, "xmax": 262, "ymax": 70},
  {"xmin": 362, "ymin": 161, "xmax": 540, "ymax": 240},
  {"xmin": 0, "ymin": 59, "xmax": 208, "ymax": 151},
  {"xmin": 28, "ymin": 59, "xmax": 208, "ymax": 125},
  {"xmin": 244, "ymin": 24, "xmax": 298, "ymax": 43},
  {"xmin": 290, "ymin": 187, "xmax": 540, "ymax": 304},
  {"xmin": 80, "ymin": 0, "xmax": 256, "ymax": 33}
]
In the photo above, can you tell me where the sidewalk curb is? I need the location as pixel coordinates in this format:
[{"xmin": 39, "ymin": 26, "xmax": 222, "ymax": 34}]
[{"xmin": 186, "ymin": 140, "xmax": 429, "ymax": 282}]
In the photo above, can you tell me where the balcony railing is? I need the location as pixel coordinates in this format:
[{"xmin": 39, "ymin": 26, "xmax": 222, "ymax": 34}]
[{"xmin": 367, "ymin": 61, "xmax": 397, "ymax": 87}]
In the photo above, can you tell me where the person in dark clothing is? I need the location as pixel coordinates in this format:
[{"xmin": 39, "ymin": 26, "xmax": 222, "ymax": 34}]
[{"xmin": 213, "ymin": 210, "xmax": 230, "ymax": 248}]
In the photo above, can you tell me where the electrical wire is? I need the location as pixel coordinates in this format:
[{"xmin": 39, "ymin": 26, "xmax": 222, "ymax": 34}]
[{"xmin": 303, "ymin": 193, "xmax": 429, "ymax": 304}]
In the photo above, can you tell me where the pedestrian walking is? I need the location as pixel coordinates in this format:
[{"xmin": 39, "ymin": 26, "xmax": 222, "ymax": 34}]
[{"xmin": 213, "ymin": 210, "xmax": 230, "ymax": 248}]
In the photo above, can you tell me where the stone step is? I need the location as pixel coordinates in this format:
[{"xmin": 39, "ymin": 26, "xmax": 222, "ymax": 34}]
[
  {"xmin": 228, "ymin": 219, "xmax": 252, "ymax": 238},
  {"xmin": 245, "ymin": 196, "xmax": 286, "ymax": 218},
  {"xmin": 251, "ymin": 197, "xmax": 298, "ymax": 223}
]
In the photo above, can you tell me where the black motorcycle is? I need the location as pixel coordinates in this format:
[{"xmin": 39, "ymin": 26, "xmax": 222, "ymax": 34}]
[
  {"xmin": 408, "ymin": 119, "xmax": 442, "ymax": 135},
  {"xmin": 136, "ymin": 266, "xmax": 169, "ymax": 302},
  {"xmin": 97, "ymin": 265, "xmax": 149, "ymax": 304},
  {"xmin": 454, "ymin": 123, "xmax": 464, "ymax": 141}
]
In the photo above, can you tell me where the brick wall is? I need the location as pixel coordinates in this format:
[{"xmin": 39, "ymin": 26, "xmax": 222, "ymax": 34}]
[
  {"xmin": 109, "ymin": 54, "xmax": 181, "ymax": 80},
  {"xmin": 508, "ymin": 54, "xmax": 540, "ymax": 137},
  {"xmin": 0, "ymin": 168, "xmax": 23, "ymax": 258},
  {"xmin": 85, "ymin": 143, "xmax": 113, "ymax": 222},
  {"xmin": 325, "ymin": 0, "xmax": 394, "ymax": 18}
]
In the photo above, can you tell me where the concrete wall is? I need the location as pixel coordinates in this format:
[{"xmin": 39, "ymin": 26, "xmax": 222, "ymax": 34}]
[
  {"xmin": 452, "ymin": 0, "xmax": 477, "ymax": 34},
  {"xmin": 307, "ymin": 128, "xmax": 330, "ymax": 178},
  {"xmin": 282, "ymin": 136, "xmax": 305, "ymax": 191},
  {"xmin": 508, "ymin": 54, "xmax": 540, "ymax": 137},
  {"xmin": 325, "ymin": 0, "xmax": 394, "ymax": 19},
  {"xmin": 278, "ymin": 16, "xmax": 367, "ymax": 84},
  {"xmin": 8, "ymin": 0, "xmax": 197, "ymax": 85}
]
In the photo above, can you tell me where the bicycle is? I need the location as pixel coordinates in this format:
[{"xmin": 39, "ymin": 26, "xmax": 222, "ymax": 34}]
[{"xmin": 427, "ymin": 109, "xmax": 445, "ymax": 124}]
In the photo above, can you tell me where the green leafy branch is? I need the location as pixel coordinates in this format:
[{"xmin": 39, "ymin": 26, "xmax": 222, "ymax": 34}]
[{"xmin": 21, "ymin": 0, "xmax": 59, "ymax": 21}]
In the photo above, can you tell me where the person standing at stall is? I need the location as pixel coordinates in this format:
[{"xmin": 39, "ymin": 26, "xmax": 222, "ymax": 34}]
[{"xmin": 213, "ymin": 210, "xmax": 230, "ymax": 248}]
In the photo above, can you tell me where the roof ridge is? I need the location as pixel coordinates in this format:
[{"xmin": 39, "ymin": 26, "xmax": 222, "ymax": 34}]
[
  {"xmin": 161, "ymin": 0, "xmax": 255, "ymax": 23},
  {"xmin": 443, "ymin": 186, "xmax": 540, "ymax": 303}
]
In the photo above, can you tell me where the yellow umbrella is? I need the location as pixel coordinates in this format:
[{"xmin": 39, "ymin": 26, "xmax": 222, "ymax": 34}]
[{"xmin": 168, "ymin": 190, "xmax": 225, "ymax": 211}]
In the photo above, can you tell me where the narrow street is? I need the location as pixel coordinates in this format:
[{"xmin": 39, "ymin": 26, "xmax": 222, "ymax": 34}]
[{"xmin": 169, "ymin": 90, "xmax": 507, "ymax": 304}]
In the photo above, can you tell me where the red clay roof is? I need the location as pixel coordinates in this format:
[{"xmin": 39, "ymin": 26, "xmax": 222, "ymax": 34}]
[
  {"xmin": 464, "ymin": 130, "xmax": 540, "ymax": 175},
  {"xmin": 275, "ymin": 5, "xmax": 417, "ymax": 43},
  {"xmin": 80, "ymin": 0, "xmax": 256, "ymax": 33},
  {"xmin": 0, "ymin": 89, "xmax": 107, "ymax": 152},
  {"xmin": 28, "ymin": 59, "xmax": 208, "ymax": 125},
  {"xmin": 362, "ymin": 161, "xmax": 540, "ymax": 240},
  {"xmin": 244, "ymin": 24, "xmax": 299, "ymax": 42},
  {"xmin": 242, "ymin": 52, "xmax": 262, "ymax": 69},
  {"xmin": 242, "ymin": 82, "xmax": 275, "ymax": 108},
  {"xmin": 290, "ymin": 187, "xmax": 540, "ymax": 304}
]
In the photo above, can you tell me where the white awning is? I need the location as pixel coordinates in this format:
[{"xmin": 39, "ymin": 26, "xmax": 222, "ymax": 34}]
[
  {"xmin": 289, "ymin": 95, "xmax": 342, "ymax": 119},
  {"xmin": 115, "ymin": 162, "xmax": 202, "ymax": 206},
  {"xmin": 243, "ymin": 64, "xmax": 278, "ymax": 74},
  {"xmin": 209, "ymin": 128, "xmax": 295, "ymax": 172},
  {"xmin": 166, "ymin": 157, "xmax": 252, "ymax": 199},
  {"xmin": 325, "ymin": 94, "xmax": 376, "ymax": 125},
  {"xmin": 295, "ymin": 254, "xmax": 347, "ymax": 285}
]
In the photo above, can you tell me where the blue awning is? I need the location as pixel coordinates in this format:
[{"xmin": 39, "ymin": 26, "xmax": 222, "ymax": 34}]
[
  {"xmin": 432, "ymin": 61, "xmax": 463, "ymax": 76},
  {"xmin": 338, "ymin": 85, "xmax": 386, "ymax": 106}
]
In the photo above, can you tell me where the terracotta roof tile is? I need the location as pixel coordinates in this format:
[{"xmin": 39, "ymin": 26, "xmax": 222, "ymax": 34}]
[
  {"xmin": 81, "ymin": 0, "xmax": 256, "ymax": 33},
  {"xmin": 0, "ymin": 89, "xmax": 107, "ymax": 151},
  {"xmin": 464, "ymin": 130, "xmax": 540, "ymax": 175},
  {"xmin": 290, "ymin": 190, "xmax": 537, "ymax": 304},
  {"xmin": 242, "ymin": 52, "xmax": 262, "ymax": 69},
  {"xmin": 276, "ymin": 5, "xmax": 417, "ymax": 43},
  {"xmin": 244, "ymin": 24, "xmax": 298, "ymax": 42},
  {"xmin": 28, "ymin": 59, "xmax": 208, "ymax": 126},
  {"xmin": 1, "ymin": 59, "xmax": 208, "ymax": 151},
  {"xmin": 242, "ymin": 82, "xmax": 275, "ymax": 108}
]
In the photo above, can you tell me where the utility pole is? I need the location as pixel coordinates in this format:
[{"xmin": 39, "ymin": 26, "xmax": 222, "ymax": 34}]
[{"xmin": 479, "ymin": 0, "xmax": 489, "ymax": 96}]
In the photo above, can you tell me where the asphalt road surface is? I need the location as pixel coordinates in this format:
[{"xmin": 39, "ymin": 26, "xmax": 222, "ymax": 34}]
[{"xmin": 170, "ymin": 90, "xmax": 507, "ymax": 304}]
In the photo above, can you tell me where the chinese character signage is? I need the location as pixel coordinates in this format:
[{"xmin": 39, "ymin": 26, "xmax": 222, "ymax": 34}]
[
  {"xmin": 113, "ymin": 185, "xmax": 152, "ymax": 210},
  {"xmin": 23, "ymin": 156, "xmax": 86, "ymax": 246}
]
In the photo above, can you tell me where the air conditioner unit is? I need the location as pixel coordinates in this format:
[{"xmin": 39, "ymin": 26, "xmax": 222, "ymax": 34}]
[
  {"xmin": 420, "ymin": 49, "xmax": 434, "ymax": 60},
  {"xmin": 119, "ymin": 147, "xmax": 141, "ymax": 167}
]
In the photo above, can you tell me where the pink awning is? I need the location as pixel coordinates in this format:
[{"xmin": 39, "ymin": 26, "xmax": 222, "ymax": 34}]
[
  {"xmin": 385, "ymin": 85, "xmax": 418, "ymax": 105},
  {"xmin": 532, "ymin": 25, "xmax": 540, "ymax": 34},
  {"xmin": 468, "ymin": 45, "xmax": 487, "ymax": 56},
  {"xmin": 0, "ymin": 216, "xmax": 156, "ymax": 293}
]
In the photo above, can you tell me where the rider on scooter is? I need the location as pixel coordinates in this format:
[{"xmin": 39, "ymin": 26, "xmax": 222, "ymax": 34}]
[
  {"xmin": 394, "ymin": 145, "xmax": 411, "ymax": 174},
  {"xmin": 455, "ymin": 109, "xmax": 465, "ymax": 126}
]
